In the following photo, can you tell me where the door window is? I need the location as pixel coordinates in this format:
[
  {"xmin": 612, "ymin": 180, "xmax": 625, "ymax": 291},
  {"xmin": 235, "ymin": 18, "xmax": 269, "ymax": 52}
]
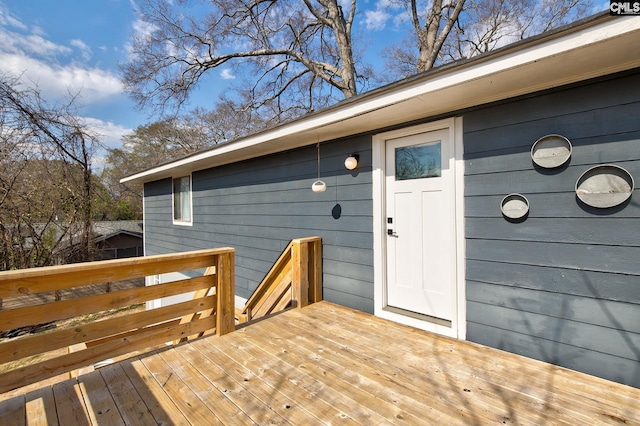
[{"xmin": 395, "ymin": 141, "xmax": 441, "ymax": 180}]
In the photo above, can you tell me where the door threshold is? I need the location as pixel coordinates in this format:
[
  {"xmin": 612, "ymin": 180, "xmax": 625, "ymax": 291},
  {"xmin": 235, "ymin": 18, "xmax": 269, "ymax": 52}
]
[{"xmin": 383, "ymin": 306, "xmax": 452, "ymax": 328}]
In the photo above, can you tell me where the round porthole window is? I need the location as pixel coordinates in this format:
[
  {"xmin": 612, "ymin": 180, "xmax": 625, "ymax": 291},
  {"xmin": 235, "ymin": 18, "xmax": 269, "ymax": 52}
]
[
  {"xmin": 500, "ymin": 193, "xmax": 530, "ymax": 219},
  {"xmin": 575, "ymin": 164, "xmax": 634, "ymax": 208},
  {"xmin": 531, "ymin": 134, "xmax": 572, "ymax": 169}
]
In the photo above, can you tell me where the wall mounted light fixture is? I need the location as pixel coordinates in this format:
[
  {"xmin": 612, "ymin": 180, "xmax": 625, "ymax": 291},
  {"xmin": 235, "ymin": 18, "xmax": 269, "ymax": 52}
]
[{"xmin": 344, "ymin": 154, "xmax": 359, "ymax": 170}]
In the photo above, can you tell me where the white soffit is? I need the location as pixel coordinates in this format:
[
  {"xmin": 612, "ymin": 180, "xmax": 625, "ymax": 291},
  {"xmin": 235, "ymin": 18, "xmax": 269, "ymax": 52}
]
[{"xmin": 122, "ymin": 15, "xmax": 640, "ymax": 184}]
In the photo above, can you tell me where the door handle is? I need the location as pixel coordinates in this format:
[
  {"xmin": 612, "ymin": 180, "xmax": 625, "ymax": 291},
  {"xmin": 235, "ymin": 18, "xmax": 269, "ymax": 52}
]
[{"xmin": 387, "ymin": 229, "xmax": 398, "ymax": 237}]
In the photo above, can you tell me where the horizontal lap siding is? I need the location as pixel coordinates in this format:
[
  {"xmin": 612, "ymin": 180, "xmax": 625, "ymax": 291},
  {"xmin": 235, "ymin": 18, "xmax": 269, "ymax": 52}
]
[
  {"xmin": 463, "ymin": 70, "xmax": 640, "ymax": 388},
  {"xmin": 144, "ymin": 136, "xmax": 374, "ymax": 313}
]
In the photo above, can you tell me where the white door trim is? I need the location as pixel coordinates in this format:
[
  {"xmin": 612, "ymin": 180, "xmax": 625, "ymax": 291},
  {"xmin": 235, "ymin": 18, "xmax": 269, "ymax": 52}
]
[{"xmin": 372, "ymin": 117, "xmax": 466, "ymax": 339}]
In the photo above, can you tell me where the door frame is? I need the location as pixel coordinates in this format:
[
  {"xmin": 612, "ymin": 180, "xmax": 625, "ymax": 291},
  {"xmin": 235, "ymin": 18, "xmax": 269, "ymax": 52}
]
[{"xmin": 372, "ymin": 117, "xmax": 466, "ymax": 339}]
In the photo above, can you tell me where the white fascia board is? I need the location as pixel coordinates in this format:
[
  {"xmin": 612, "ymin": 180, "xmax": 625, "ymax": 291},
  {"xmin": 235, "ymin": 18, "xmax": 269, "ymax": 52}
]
[
  {"xmin": 122, "ymin": 15, "xmax": 640, "ymax": 185},
  {"xmin": 370, "ymin": 16, "xmax": 640, "ymax": 114}
]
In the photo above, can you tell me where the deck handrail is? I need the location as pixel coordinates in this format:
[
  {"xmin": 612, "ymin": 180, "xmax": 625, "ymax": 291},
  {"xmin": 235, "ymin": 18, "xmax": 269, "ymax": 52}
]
[
  {"xmin": 238, "ymin": 237, "xmax": 322, "ymax": 323},
  {"xmin": 0, "ymin": 248, "xmax": 235, "ymax": 394}
]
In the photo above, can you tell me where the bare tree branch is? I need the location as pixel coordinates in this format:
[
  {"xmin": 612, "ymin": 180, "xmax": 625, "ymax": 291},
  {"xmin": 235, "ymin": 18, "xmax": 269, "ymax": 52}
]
[
  {"xmin": 383, "ymin": 0, "xmax": 593, "ymax": 80},
  {"xmin": 0, "ymin": 74, "xmax": 100, "ymax": 268},
  {"xmin": 122, "ymin": 0, "xmax": 364, "ymax": 121}
]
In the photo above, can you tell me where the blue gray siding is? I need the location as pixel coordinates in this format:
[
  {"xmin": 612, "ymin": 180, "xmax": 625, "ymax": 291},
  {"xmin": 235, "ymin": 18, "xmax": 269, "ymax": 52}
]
[
  {"xmin": 463, "ymin": 71, "xmax": 640, "ymax": 387},
  {"xmin": 144, "ymin": 136, "xmax": 375, "ymax": 312},
  {"xmin": 143, "ymin": 69, "xmax": 640, "ymax": 388}
]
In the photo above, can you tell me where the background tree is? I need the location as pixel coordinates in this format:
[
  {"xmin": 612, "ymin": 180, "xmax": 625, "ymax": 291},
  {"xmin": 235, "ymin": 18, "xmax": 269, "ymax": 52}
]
[
  {"xmin": 123, "ymin": 0, "xmax": 593, "ymax": 127},
  {"xmin": 408, "ymin": 0, "xmax": 465, "ymax": 73},
  {"xmin": 384, "ymin": 0, "xmax": 593, "ymax": 79},
  {"xmin": 0, "ymin": 74, "xmax": 101, "ymax": 269},
  {"xmin": 122, "ymin": 0, "xmax": 369, "ymax": 122},
  {"xmin": 100, "ymin": 121, "xmax": 186, "ymax": 222},
  {"xmin": 101, "ymin": 102, "xmax": 271, "ymax": 217}
]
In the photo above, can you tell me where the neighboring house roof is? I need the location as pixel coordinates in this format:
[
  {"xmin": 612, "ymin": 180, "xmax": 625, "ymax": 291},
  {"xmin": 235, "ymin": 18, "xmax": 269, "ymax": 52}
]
[
  {"xmin": 92, "ymin": 221, "xmax": 143, "ymax": 243},
  {"xmin": 25, "ymin": 221, "xmax": 143, "ymax": 248},
  {"xmin": 122, "ymin": 13, "xmax": 640, "ymax": 185}
]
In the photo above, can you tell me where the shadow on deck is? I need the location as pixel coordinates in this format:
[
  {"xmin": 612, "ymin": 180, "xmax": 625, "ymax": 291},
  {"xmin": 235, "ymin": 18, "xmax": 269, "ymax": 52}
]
[{"xmin": 1, "ymin": 301, "xmax": 639, "ymax": 425}]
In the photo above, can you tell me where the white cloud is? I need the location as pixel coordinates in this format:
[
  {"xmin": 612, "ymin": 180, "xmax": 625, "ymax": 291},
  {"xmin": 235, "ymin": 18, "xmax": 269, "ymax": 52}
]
[
  {"xmin": 0, "ymin": 51, "xmax": 122, "ymax": 101},
  {"xmin": 0, "ymin": 3, "xmax": 122, "ymax": 105},
  {"xmin": 0, "ymin": 27, "xmax": 71, "ymax": 58},
  {"xmin": 85, "ymin": 117, "xmax": 134, "ymax": 170},
  {"xmin": 365, "ymin": 9, "xmax": 390, "ymax": 31},
  {"xmin": 132, "ymin": 17, "xmax": 156, "ymax": 40},
  {"xmin": 0, "ymin": 3, "xmax": 27, "ymax": 30},
  {"xmin": 70, "ymin": 39, "xmax": 93, "ymax": 61},
  {"xmin": 123, "ymin": 16, "xmax": 157, "ymax": 56},
  {"xmin": 220, "ymin": 68, "xmax": 235, "ymax": 80},
  {"xmin": 0, "ymin": 1, "xmax": 143, "ymax": 168},
  {"xmin": 83, "ymin": 117, "xmax": 133, "ymax": 150},
  {"xmin": 363, "ymin": 0, "xmax": 407, "ymax": 31}
]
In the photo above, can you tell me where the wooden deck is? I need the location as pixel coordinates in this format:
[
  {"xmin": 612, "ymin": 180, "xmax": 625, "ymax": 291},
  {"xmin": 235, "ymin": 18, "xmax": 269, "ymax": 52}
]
[{"xmin": 1, "ymin": 301, "xmax": 639, "ymax": 425}]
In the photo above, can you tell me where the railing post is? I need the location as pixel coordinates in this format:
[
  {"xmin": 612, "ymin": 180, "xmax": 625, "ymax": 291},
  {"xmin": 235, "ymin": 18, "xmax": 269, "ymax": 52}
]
[
  {"xmin": 292, "ymin": 239, "xmax": 309, "ymax": 308},
  {"xmin": 308, "ymin": 238, "xmax": 322, "ymax": 303},
  {"xmin": 216, "ymin": 250, "xmax": 235, "ymax": 336}
]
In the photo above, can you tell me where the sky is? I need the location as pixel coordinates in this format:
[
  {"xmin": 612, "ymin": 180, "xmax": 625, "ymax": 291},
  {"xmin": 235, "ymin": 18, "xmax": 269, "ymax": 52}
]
[
  {"xmin": 0, "ymin": 1, "xmax": 137, "ymax": 152},
  {"xmin": 0, "ymin": 0, "xmax": 606, "ymax": 165},
  {"xmin": 0, "ymin": 0, "xmax": 409, "ymax": 167}
]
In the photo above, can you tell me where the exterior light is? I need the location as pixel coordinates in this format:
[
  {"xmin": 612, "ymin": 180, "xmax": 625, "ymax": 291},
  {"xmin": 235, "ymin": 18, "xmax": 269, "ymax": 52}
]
[
  {"xmin": 312, "ymin": 180, "xmax": 327, "ymax": 192},
  {"xmin": 345, "ymin": 154, "xmax": 359, "ymax": 170},
  {"xmin": 312, "ymin": 142, "xmax": 327, "ymax": 193}
]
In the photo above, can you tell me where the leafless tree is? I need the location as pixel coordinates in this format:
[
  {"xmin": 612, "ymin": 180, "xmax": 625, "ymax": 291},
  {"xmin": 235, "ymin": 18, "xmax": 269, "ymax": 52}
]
[
  {"xmin": 101, "ymin": 96, "xmax": 274, "ymax": 218},
  {"xmin": 409, "ymin": 0, "xmax": 466, "ymax": 73},
  {"xmin": 442, "ymin": 0, "xmax": 592, "ymax": 62},
  {"xmin": 122, "ymin": 0, "xmax": 593, "ymax": 126},
  {"xmin": 122, "ymin": 0, "xmax": 367, "ymax": 121},
  {"xmin": 384, "ymin": 0, "xmax": 593, "ymax": 79},
  {"xmin": 0, "ymin": 74, "xmax": 100, "ymax": 269}
]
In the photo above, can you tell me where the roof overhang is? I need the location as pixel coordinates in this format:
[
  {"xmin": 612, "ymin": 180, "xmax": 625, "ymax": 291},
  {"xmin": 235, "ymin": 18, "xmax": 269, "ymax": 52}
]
[{"xmin": 122, "ymin": 14, "xmax": 640, "ymax": 185}]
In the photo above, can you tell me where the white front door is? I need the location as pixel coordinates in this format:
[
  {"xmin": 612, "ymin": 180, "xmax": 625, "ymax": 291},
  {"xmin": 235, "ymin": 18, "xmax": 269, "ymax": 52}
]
[{"xmin": 384, "ymin": 128, "xmax": 457, "ymax": 321}]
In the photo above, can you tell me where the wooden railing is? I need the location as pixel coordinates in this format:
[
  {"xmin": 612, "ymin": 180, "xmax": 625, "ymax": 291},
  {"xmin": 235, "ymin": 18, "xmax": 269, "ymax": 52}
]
[
  {"xmin": 0, "ymin": 248, "xmax": 235, "ymax": 394},
  {"xmin": 237, "ymin": 236, "xmax": 322, "ymax": 323}
]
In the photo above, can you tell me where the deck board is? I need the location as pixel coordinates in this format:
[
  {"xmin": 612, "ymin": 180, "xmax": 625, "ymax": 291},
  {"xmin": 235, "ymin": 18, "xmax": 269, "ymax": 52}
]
[
  {"xmin": 296, "ymin": 301, "xmax": 575, "ymax": 424},
  {"xmin": 138, "ymin": 349, "xmax": 227, "ymax": 425},
  {"xmin": 77, "ymin": 370, "xmax": 124, "ymax": 426},
  {"xmin": 51, "ymin": 380, "xmax": 90, "ymax": 426},
  {"xmin": 24, "ymin": 387, "xmax": 57, "ymax": 426},
  {"xmin": 99, "ymin": 362, "xmax": 157, "ymax": 425},
  {"xmin": 211, "ymin": 323, "xmax": 394, "ymax": 425},
  {"xmin": 0, "ymin": 393, "xmax": 25, "ymax": 426},
  {"xmin": 194, "ymin": 332, "xmax": 361, "ymax": 425},
  {"xmin": 174, "ymin": 343, "xmax": 308, "ymax": 425},
  {"xmin": 248, "ymin": 315, "xmax": 434, "ymax": 424},
  {"xmin": 118, "ymin": 357, "xmax": 191, "ymax": 425},
  {"xmin": 2, "ymin": 301, "xmax": 639, "ymax": 425}
]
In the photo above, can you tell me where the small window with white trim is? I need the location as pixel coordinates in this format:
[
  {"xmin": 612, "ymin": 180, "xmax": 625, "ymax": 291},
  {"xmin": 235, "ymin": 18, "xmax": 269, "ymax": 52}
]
[{"xmin": 172, "ymin": 175, "xmax": 192, "ymax": 224}]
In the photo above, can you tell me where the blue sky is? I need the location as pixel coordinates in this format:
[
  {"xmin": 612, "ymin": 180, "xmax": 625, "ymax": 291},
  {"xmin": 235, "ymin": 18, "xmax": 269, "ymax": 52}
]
[
  {"xmin": 0, "ymin": 0, "xmax": 408, "ymax": 160},
  {"xmin": 0, "ymin": 1, "xmax": 137, "ymax": 152}
]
